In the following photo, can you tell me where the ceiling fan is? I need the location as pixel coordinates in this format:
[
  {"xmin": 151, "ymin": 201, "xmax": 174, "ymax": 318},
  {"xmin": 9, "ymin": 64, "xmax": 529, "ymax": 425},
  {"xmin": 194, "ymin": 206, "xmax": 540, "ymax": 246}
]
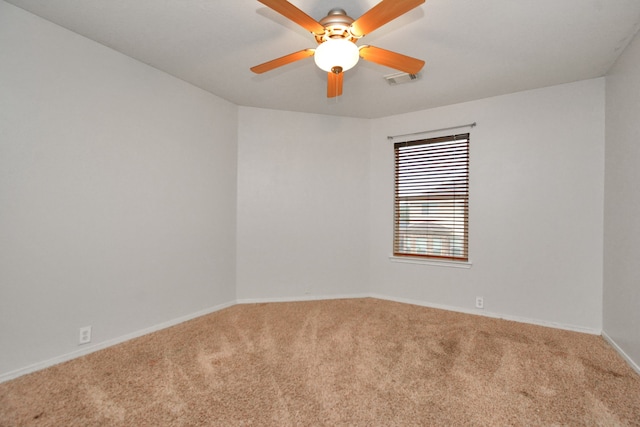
[{"xmin": 250, "ymin": 0, "xmax": 426, "ymax": 98}]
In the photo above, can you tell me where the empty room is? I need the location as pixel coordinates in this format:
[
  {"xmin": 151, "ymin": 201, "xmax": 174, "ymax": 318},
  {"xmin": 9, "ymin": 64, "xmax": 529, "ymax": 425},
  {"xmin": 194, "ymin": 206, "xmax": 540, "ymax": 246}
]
[{"xmin": 1, "ymin": 0, "xmax": 640, "ymax": 425}]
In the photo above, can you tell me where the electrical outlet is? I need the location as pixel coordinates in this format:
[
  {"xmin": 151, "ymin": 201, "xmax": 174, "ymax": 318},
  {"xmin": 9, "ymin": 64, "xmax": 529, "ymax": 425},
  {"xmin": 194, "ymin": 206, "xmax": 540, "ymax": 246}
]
[
  {"xmin": 79, "ymin": 326, "xmax": 92, "ymax": 345},
  {"xmin": 475, "ymin": 296, "xmax": 484, "ymax": 309}
]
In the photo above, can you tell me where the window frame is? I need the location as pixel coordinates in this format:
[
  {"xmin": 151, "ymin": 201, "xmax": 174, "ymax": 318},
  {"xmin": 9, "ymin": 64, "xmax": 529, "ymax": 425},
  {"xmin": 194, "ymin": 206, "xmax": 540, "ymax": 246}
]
[{"xmin": 393, "ymin": 133, "xmax": 470, "ymax": 262}]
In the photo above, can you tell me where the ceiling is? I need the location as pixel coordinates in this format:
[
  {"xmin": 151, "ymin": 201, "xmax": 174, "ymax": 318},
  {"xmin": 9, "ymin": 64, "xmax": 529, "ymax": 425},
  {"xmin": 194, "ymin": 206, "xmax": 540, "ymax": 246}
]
[{"xmin": 5, "ymin": 0, "xmax": 640, "ymax": 118}]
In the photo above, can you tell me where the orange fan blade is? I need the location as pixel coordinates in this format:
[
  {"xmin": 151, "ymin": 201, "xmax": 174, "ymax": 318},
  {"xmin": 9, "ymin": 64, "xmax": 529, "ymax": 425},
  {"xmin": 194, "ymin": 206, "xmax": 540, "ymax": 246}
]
[
  {"xmin": 258, "ymin": 0, "xmax": 325, "ymax": 34},
  {"xmin": 327, "ymin": 71, "xmax": 343, "ymax": 98},
  {"xmin": 250, "ymin": 49, "xmax": 314, "ymax": 74},
  {"xmin": 359, "ymin": 45, "xmax": 425, "ymax": 74},
  {"xmin": 351, "ymin": 0, "xmax": 425, "ymax": 37}
]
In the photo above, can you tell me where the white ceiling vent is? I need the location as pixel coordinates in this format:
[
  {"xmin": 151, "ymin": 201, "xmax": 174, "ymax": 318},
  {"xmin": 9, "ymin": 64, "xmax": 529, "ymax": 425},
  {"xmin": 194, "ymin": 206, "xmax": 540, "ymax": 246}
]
[{"xmin": 384, "ymin": 72, "xmax": 420, "ymax": 85}]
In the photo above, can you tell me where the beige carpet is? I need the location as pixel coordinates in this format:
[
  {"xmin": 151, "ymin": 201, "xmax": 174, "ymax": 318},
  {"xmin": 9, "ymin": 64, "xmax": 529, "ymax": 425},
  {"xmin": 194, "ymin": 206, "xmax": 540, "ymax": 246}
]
[{"xmin": 1, "ymin": 298, "xmax": 639, "ymax": 426}]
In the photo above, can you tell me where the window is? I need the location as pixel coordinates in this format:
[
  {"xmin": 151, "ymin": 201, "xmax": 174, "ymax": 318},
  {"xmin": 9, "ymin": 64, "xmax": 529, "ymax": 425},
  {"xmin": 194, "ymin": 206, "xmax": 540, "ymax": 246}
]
[{"xmin": 393, "ymin": 133, "xmax": 469, "ymax": 261}]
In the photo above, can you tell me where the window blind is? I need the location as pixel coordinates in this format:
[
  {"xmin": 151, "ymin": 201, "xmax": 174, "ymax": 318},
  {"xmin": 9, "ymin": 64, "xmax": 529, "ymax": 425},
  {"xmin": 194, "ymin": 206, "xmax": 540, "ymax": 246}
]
[{"xmin": 394, "ymin": 133, "xmax": 470, "ymax": 261}]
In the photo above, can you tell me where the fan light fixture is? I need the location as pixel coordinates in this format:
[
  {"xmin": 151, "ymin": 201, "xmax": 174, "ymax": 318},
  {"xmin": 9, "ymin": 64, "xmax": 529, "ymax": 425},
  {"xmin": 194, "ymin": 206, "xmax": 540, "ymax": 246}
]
[
  {"xmin": 250, "ymin": 0, "xmax": 426, "ymax": 98},
  {"xmin": 314, "ymin": 38, "xmax": 360, "ymax": 73}
]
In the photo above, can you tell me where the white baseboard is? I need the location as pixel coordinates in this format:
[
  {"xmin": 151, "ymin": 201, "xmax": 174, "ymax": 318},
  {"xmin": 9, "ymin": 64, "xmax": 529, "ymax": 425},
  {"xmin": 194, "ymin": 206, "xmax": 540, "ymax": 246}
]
[
  {"xmin": 369, "ymin": 293, "xmax": 602, "ymax": 335},
  {"xmin": 602, "ymin": 330, "xmax": 640, "ymax": 375},
  {"xmin": 236, "ymin": 293, "xmax": 370, "ymax": 305},
  {"xmin": 0, "ymin": 300, "xmax": 235, "ymax": 384}
]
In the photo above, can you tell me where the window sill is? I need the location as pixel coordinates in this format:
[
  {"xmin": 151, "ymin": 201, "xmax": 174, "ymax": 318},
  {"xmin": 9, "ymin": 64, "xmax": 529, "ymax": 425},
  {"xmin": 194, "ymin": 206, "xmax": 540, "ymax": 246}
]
[{"xmin": 389, "ymin": 255, "xmax": 472, "ymax": 269}]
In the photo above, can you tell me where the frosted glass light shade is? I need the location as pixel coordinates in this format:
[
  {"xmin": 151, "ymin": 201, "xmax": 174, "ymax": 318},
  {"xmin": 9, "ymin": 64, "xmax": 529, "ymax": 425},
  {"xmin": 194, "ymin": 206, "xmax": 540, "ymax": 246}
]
[{"xmin": 314, "ymin": 39, "xmax": 360, "ymax": 72}]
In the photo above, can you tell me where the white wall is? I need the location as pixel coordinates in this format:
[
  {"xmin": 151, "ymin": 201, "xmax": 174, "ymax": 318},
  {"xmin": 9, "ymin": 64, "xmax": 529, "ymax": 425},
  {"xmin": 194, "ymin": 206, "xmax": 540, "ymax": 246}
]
[
  {"xmin": 0, "ymin": 2, "xmax": 237, "ymax": 378},
  {"xmin": 236, "ymin": 107, "xmax": 370, "ymax": 301},
  {"xmin": 604, "ymin": 28, "xmax": 640, "ymax": 370},
  {"xmin": 369, "ymin": 79, "xmax": 605, "ymax": 332}
]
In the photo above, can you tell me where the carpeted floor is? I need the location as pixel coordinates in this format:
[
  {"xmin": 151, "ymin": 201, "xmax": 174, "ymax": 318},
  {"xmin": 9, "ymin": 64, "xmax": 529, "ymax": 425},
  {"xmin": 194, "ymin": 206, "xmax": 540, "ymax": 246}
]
[{"xmin": 1, "ymin": 298, "xmax": 640, "ymax": 426}]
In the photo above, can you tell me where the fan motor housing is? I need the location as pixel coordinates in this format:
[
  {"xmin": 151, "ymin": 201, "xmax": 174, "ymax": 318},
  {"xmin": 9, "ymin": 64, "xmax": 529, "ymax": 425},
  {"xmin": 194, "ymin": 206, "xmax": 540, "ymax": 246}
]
[{"xmin": 315, "ymin": 8, "xmax": 357, "ymax": 43}]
